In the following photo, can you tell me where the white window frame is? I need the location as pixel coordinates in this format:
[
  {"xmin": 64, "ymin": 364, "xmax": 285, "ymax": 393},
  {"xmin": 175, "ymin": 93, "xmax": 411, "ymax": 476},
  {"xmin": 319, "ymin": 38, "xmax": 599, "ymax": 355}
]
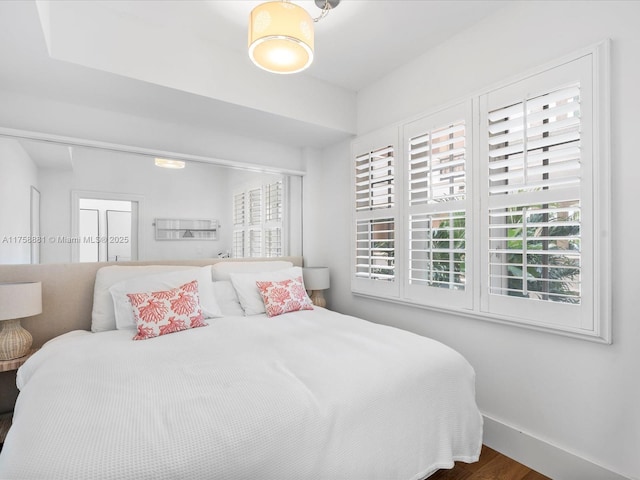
[
  {"xmin": 351, "ymin": 127, "xmax": 401, "ymax": 299},
  {"xmin": 403, "ymin": 101, "xmax": 474, "ymax": 310},
  {"xmin": 479, "ymin": 55, "xmax": 591, "ymax": 331},
  {"xmin": 350, "ymin": 41, "xmax": 610, "ymax": 343}
]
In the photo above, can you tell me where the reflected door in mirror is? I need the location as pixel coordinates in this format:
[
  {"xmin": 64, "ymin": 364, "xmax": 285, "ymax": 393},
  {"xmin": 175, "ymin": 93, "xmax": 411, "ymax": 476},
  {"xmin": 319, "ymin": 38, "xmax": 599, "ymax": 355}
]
[{"xmin": 78, "ymin": 198, "xmax": 136, "ymax": 262}]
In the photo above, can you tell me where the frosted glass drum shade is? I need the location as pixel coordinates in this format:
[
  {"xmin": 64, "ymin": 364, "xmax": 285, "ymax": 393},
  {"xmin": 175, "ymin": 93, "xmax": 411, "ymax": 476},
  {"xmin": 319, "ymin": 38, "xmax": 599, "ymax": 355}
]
[{"xmin": 248, "ymin": 1, "xmax": 314, "ymax": 74}]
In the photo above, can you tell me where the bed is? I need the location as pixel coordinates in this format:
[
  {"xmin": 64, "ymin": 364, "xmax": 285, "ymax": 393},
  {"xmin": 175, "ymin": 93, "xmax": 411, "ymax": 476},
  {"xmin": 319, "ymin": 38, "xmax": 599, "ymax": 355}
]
[{"xmin": 0, "ymin": 259, "xmax": 482, "ymax": 479}]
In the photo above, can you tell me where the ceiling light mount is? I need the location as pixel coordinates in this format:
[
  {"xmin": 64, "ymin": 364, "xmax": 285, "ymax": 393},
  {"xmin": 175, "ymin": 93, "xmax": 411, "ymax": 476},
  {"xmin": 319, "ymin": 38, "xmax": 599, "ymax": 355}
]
[
  {"xmin": 314, "ymin": 0, "xmax": 340, "ymax": 8},
  {"xmin": 248, "ymin": 0, "xmax": 340, "ymax": 75},
  {"xmin": 313, "ymin": 0, "xmax": 340, "ymax": 22}
]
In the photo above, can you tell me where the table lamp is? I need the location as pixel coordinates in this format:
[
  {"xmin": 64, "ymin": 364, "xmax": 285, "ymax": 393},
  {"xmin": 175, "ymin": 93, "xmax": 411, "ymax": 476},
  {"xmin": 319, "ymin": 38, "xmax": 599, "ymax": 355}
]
[
  {"xmin": 302, "ymin": 267, "xmax": 330, "ymax": 308},
  {"xmin": 0, "ymin": 282, "xmax": 42, "ymax": 360}
]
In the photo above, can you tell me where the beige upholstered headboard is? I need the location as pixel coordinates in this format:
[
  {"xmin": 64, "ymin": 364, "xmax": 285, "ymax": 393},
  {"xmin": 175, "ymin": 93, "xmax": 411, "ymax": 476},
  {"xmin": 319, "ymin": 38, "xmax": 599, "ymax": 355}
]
[{"xmin": 0, "ymin": 257, "xmax": 303, "ymax": 348}]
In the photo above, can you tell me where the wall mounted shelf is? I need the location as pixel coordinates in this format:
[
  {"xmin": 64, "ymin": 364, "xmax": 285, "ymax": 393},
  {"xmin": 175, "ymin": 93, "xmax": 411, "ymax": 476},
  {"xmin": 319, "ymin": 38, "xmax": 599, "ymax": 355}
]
[{"xmin": 154, "ymin": 218, "xmax": 219, "ymax": 241}]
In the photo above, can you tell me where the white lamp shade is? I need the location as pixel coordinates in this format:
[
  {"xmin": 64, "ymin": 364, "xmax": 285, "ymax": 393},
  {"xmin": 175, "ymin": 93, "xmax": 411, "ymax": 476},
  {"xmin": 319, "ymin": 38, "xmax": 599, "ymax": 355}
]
[
  {"xmin": 302, "ymin": 267, "xmax": 330, "ymax": 291},
  {"xmin": 248, "ymin": 1, "xmax": 314, "ymax": 74},
  {"xmin": 0, "ymin": 282, "xmax": 42, "ymax": 321}
]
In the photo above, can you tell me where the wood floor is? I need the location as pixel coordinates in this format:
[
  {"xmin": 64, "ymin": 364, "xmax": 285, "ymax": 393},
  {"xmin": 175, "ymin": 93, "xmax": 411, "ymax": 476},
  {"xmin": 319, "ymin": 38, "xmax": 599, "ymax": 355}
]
[
  {"xmin": 429, "ymin": 445, "xmax": 551, "ymax": 480},
  {"xmin": 0, "ymin": 442, "xmax": 550, "ymax": 478}
]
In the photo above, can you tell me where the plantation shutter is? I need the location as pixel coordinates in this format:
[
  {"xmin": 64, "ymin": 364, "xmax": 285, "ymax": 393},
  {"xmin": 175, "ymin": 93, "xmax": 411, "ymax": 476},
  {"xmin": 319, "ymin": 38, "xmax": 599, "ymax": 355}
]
[
  {"xmin": 248, "ymin": 229, "xmax": 261, "ymax": 257},
  {"xmin": 250, "ymin": 186, "xmax": 265, "ymax": 258},
  {"xmin": 264, "ymin": 181, "xmax": 283, "ymax": 222},
  {"xmin": 232, "ymin": 192, "xmax": 245, "ymax": 258},
  {"xmin": 352, "ymin": 128, "xmax": 400, "ymax": 298},
  {"xmin": 480, "ymin": 54, "xmax": 595, "ymax": 331},
  {"xmin": 232, "ymin": 230, "xmax": 245, "ymax": 258},
  {"xmin": 248, "ymin": 188, "xmax": 262, "ymax": 226},
  {"xmin": 247, "ymin": 187, "xmax": 263, "ymax": 258},
  {"xmin": 264, "ymin": 180, "xmax": 283, "ymax": 257},
  {"xmin": 232, "ymin": 180, "xmax": 285, "ymax": 259},
  {"xmin": 487, "ymin": 85, "xmax": 581, "ymax": 196},
  {"xmin": 264, "ymin": 228, "xmax": 282, "ymax": 257},
  {"xmin": 233, "ymin": 192, "xmax": 245, "ymax": 227},
  {"xmin": 403, "ymin": 102, "xmax": 473, "ymax": 309},
  {"xmin": 355, "ymin": 218, "xmax": 395, "ymax": 281},
  {"xmin": 355, "ymin": 146, "xmax": 395, "ymax": 212}
]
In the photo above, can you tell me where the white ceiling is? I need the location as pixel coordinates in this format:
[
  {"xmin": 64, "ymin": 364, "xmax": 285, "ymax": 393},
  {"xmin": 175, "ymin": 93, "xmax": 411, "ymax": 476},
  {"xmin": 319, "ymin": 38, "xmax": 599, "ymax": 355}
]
[
  {"xmin": 95, "ymin": 0, "xmax": 507, "ymax": 92},
  {"xmin": 0, "ymin": 0, "xmax": 507, "ymax": 149}
]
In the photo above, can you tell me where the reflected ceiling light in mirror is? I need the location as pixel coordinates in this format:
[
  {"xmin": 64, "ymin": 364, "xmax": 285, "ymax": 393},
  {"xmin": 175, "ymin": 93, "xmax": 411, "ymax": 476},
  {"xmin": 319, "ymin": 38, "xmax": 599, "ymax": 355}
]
[
  {"xmin": 248, "ymin": 0, "xmax": 340, "ymax": 74},
  {"xmin": 154, "ymin": 158, "xmax": 186, "ymax": 169}
]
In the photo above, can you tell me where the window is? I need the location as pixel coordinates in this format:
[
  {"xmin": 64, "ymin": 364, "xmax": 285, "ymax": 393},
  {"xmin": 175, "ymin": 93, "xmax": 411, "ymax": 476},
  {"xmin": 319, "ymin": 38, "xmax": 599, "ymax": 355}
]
[
  {"xmin": 356, "ymin": 218, "xmax": 395, "ymax": 281},
  {"xmin": 233, "ymin": 179, "xmax": 284, "ymax": 258},
  {"xmin": 404, "ymin": 102, "xmax": 473, "ymax": 309},
  {"xmin": 479, "ymin": 55, "xmax": 600, "ymax": 333},
  {"xmin": 351, "ymin": 44, "xmax": 610, "ymax": 342},
  {"xmin": 352, "ymin": 129, "xmax": 400, "ymax": 297}
]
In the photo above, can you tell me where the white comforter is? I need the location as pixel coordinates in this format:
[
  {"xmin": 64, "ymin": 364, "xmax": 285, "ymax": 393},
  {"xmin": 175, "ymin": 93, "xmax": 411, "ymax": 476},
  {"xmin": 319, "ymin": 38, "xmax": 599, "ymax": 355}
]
[{"xmin": 0, "ymin": 308, "xmax": 482, "ymax": 480}]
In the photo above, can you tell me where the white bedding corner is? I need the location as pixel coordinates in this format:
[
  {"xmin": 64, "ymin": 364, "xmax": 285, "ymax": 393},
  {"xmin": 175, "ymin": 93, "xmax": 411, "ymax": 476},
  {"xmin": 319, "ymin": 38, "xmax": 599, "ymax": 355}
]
[{"xmin": 0, "ymin": 308, "xmax": 482, "ymax": 480}]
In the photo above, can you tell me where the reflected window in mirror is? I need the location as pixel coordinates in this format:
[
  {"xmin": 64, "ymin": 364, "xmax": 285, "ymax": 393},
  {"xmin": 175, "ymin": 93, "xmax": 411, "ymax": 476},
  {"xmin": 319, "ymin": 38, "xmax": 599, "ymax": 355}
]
[{"xmin": 232, "ymin": 179, "xmax": 284, "ymax": 258}]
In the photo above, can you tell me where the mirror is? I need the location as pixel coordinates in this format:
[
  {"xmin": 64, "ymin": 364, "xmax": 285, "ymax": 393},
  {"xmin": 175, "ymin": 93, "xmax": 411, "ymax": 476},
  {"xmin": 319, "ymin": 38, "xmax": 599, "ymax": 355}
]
[{"xmin": 0, "ymin": 135, "xmax": 302, "ymax": 265}]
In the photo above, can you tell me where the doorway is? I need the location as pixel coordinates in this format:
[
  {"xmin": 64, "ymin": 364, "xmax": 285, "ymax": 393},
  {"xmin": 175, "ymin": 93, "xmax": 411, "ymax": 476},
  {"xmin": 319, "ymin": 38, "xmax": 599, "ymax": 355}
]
[{"xmin": 72, "ymin": 191, "xmax": 142, "ymax": 263}]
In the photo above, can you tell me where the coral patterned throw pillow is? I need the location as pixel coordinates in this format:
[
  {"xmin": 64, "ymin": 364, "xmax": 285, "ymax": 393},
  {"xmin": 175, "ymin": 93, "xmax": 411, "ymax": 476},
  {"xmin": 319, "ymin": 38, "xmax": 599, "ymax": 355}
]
[
  {"xmin": 127, "ymin": 280, "xmax": 207, "ymax": 340},
  {"xmin": 256, "ymin": 276, "xmax": 314, "ymax": 318}
]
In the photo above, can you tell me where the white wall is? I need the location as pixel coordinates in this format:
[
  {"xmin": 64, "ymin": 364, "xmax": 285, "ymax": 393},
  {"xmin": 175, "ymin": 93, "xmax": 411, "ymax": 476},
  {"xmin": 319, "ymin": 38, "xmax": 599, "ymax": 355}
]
[
  {"xmin": 0, "ymin": 138, "xmax": 38, "ymax": 264},
  {"xmin": 0, "ymin": 90, "xmax": 305, "ymax": 174},
  {"xmin": 302, "ymin": 145, "xmax": 347, "ymax": 270},
  {"xmin": 306, "ymin": 2, "xmax": 639, "ymax": 479}
]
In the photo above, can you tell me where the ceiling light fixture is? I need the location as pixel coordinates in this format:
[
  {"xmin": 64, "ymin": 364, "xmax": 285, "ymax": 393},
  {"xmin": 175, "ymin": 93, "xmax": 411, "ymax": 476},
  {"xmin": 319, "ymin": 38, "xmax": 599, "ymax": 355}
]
[
  {"xmin": 248, "ymin": 0, "xmax": 340, "ymax": 74},
  {"xmin": 154, "ymin": 158, "xmax": 185, "ymax": 169}
]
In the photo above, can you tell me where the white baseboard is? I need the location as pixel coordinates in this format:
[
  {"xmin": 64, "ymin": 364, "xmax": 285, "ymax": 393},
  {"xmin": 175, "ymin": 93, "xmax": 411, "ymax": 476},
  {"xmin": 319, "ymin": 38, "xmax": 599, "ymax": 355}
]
[{"xmin": 482, "ymin": 415, "xmax": 632, "ymax": 480}]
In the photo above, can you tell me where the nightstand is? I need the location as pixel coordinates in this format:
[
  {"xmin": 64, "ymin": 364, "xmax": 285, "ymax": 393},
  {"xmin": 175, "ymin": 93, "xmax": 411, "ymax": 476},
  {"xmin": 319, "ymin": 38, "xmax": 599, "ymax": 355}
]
[{"xmin": 0, "ymin": 349, "xmax": 37, "ymax": 445}]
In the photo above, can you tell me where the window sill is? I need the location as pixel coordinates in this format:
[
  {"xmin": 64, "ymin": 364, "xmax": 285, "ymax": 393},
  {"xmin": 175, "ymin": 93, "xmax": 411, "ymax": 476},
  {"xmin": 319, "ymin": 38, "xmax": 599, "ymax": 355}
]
[{"xmin": 352, "ymin": 291, "xmax": 611, "ymax": 344}]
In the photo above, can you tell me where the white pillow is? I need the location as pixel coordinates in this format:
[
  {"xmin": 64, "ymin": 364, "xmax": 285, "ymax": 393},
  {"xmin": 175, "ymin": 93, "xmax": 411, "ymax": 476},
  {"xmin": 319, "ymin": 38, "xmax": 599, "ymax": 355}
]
[
  {"xmin": 211, "ymin": 261, "xmax": 293, "ymax": 281},
  {"xmin": 92, "ymin": 265, "xmax": 199, "ymax": 332},
  {"xmin": 110, "ymin": 267, "xmax": 223, "ymax": 330},
  {"xmin": 229, "ymin": 266, "xmax": 304, "ymax": 316},
  {"xmin": 212, "ymin": 281, "xmax": 245, "ymax": 317}
]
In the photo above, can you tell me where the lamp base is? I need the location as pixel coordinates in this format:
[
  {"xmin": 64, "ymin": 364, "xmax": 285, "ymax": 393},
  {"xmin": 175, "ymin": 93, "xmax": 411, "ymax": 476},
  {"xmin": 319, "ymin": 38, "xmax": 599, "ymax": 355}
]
[
  {"xmin": 309, "ymin": 290, "xmax": 326, "ymax": 308},
  {"xmin": 0, "ymin": 319, "xmax": 33, "ymax": 360}
]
